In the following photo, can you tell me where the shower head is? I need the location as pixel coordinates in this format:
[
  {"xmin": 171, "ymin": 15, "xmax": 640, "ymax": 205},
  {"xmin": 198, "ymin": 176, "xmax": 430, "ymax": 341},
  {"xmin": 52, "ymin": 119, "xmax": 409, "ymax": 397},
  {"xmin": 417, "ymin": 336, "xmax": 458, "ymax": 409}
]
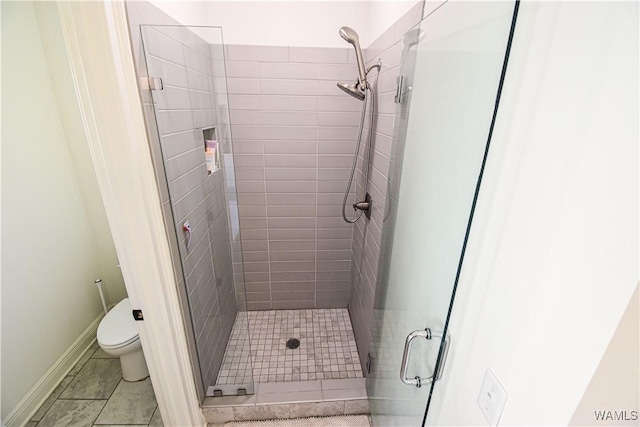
[
  {"xmin": 339, "ymin": 26, "xmax": 360, "ymax": 45},
  {"xmin": 339, "ymin": 26, "xmax": 367, "ymax": 86},
  {"xmin": 337, "ymin": 81, "xmax": 365, "ymax": 101}
]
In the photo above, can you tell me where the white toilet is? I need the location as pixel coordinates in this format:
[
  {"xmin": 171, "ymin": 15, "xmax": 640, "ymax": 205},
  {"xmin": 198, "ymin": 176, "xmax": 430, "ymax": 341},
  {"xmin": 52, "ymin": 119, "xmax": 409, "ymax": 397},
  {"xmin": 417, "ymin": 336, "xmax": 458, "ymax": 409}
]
[{"xmin": 97, "ymin": 298, "xmax": 149, "ymax": 381}]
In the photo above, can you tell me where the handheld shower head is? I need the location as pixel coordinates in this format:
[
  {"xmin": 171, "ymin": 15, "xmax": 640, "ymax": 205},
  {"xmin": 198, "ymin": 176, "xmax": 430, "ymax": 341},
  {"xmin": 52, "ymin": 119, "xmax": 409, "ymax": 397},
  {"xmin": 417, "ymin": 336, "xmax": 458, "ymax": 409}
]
[
  {"xmin": 339, "ymin": 26, "xmax": 367, "ymax": 86},
  {"xmin": 337, "ymin": 81, "xmax": 365, "ymax": 101},
  {"xmin": 339, "ymin": 26, "xmax": 360, "ymax": 45}
]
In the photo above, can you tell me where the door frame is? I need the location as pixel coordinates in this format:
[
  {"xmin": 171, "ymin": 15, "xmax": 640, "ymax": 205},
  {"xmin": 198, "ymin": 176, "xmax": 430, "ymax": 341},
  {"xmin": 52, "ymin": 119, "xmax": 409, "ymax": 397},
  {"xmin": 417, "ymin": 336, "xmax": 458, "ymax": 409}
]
[{"xmin": 57, "ymin": 1, "xmax": 204, "ymax": 425}]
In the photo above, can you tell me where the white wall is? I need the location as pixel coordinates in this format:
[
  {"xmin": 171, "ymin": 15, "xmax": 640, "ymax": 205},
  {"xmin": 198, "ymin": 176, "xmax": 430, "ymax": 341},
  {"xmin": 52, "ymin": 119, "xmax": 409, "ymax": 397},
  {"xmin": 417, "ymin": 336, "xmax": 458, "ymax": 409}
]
[
  {"xmin": 148, "ymin": 0, "xmax": 418, "ymax": 48},
  {"xmin": 429, "ymin": 2, "xmax": 638, "ymax": 425},
  {"xmin": 570, "ymin": 284, "xmax": 639, "ymax": 426},
  {"xmin": 366, "ymin": 0, "xmax": 421, "ymax": 44},
  {"xmin": 34, "ymin": 2, "xmax": 127, "ymax": 305},
  {"xmin": 1, "ymin": 1, "xmax": 125, "ymax": 420}
]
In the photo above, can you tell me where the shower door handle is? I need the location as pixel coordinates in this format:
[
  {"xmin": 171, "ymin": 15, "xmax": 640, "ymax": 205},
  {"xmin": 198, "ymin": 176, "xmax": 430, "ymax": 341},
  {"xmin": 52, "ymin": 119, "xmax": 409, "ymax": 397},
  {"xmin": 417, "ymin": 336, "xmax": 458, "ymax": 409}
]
[{"xmin": 400, "ymin": 328, "xmax": 450, "ymax": 388}]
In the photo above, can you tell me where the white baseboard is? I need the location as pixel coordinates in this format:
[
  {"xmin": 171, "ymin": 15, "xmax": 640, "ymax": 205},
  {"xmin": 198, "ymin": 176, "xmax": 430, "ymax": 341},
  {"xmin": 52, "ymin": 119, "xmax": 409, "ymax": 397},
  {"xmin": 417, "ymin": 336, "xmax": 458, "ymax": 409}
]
[{"xmin": 2, "ymin": 313, "xmax": 104, "ymax": 427}]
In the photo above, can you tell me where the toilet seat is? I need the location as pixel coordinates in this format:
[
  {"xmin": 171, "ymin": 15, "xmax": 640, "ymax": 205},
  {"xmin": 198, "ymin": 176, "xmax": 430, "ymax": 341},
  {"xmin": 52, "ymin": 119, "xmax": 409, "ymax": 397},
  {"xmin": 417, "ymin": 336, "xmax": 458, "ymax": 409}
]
[
  {"xmin": 97, "ymin": 298, "xmax": 140, "ymax": 349},
  {"xmin": 100, "ymin": 334, "xmax": 139, "ymax": 351}
]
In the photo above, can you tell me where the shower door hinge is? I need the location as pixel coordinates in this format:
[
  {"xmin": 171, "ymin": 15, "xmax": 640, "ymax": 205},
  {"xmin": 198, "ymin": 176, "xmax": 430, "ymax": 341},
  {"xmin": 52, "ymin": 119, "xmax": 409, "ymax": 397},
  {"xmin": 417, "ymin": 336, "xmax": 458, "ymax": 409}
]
[
  {"xmin": 394, "ymin": 75, "xmax": 404, "ymax": 103},
  {"xmin": 147, "ymin": 76, "xmax": 164, "ymax": 91}
]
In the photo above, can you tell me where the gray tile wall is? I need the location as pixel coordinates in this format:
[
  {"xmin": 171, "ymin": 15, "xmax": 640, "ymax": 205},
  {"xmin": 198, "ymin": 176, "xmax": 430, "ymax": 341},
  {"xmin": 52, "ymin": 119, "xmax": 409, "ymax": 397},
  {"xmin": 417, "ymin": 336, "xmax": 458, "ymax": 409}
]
[
  {"xmin": 224, "ymin": 45, "xmax": 364, "ymax": 310},
  {"xmin": 348, "ymin": 2, "xmax": 425, "ymax": 372},
  {"xmin": 209, "ymin": 43, "xmax": 248, "ymax": 315},
  {"xmin": 140, "ymin": 25, "xmax": 238, "ymax": 389}
]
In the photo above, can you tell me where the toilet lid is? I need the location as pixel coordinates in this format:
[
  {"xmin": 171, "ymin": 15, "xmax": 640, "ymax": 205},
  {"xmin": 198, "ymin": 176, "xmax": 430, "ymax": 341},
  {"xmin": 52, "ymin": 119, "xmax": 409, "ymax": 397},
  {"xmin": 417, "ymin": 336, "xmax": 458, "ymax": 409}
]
[{"xmin": 97, "ymin": 298, "xmax": 139, "ymax": 348}]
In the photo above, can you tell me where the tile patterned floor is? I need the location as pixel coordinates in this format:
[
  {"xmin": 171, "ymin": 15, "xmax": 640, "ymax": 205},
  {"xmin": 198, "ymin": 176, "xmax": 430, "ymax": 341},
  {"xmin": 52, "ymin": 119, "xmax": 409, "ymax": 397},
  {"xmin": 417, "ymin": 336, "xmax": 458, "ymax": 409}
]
[
  {"xmin": 28, "ymin": 343, "xmax": 163, "ymax": 427},
  {"xmin": 216, "ymin": 309, "xmax": 363, "ymax": 386}
]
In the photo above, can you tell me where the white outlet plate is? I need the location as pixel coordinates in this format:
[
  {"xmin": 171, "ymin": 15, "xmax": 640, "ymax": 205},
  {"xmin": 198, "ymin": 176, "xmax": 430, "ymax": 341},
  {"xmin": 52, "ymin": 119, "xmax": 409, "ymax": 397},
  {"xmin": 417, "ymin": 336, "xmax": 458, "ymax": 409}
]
[{"xmin": 477, "ymin": 368, "xmax": 508, "ymax": 426}]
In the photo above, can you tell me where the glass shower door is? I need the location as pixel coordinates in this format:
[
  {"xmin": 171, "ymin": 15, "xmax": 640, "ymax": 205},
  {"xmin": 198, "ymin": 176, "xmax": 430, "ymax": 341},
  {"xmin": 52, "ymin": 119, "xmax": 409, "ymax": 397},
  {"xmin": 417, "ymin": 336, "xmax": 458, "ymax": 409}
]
[
  {"xmin": 140, "ymin": 25, "xmax": 253, "ymax": 397},
  {"xmin": 367, "ymin": 2, "xmax": 518, "ymax": 425}
]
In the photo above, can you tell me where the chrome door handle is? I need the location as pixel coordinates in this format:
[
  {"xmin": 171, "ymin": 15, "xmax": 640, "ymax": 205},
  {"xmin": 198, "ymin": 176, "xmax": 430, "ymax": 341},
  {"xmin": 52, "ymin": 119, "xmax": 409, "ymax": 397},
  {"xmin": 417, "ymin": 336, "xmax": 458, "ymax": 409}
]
[{"xmin": 400, "ymin": 328, "xmax": 450, "ymax": 388}]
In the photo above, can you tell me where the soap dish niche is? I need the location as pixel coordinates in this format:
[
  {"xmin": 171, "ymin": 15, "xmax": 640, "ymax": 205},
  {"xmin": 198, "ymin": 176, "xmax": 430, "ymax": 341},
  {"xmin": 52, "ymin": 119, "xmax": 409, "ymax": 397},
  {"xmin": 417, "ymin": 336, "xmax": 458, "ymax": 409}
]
[{"xmin": 203, "ymin": 127, "xmax": 220, "ymax": 175}]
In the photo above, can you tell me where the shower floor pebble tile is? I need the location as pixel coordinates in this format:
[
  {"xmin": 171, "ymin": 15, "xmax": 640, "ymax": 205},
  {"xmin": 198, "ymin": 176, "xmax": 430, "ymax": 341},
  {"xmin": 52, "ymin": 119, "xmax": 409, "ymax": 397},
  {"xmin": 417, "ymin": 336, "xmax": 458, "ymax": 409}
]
[
  {"xmin": 216, "ymin": 309, "xmax": 362, "ymax": 386},
  {"xmin": 29, "ymin": 344, "xmax": 163, "ymax": 427}
]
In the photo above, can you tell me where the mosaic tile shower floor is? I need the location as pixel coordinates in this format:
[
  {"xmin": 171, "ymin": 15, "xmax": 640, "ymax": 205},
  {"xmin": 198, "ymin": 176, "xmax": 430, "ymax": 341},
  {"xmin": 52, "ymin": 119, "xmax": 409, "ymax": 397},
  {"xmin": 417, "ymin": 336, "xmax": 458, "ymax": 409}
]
[{"xmin": 216, "ymin": 309, "xmax": 363, "ymax": 385}]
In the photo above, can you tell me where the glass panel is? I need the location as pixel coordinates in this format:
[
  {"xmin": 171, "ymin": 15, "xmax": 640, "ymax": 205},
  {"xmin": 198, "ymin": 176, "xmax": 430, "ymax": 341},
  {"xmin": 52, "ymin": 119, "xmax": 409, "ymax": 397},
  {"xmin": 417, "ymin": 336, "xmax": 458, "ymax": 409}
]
[
  {"xmin": 140, "ymin": 25, "xmax": 252, "ymax": 396},
  {"xmin": 367, "ymin": 2, "xmax": 516, "ymax": 425}
]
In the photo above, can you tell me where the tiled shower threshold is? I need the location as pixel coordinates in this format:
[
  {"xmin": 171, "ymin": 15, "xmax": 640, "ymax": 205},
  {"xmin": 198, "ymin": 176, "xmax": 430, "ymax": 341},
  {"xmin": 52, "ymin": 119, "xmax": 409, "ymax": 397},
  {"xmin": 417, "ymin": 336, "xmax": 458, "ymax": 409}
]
[{"xmin": 203, "ymin": 378, "xmax": 369, "ymax": 425}]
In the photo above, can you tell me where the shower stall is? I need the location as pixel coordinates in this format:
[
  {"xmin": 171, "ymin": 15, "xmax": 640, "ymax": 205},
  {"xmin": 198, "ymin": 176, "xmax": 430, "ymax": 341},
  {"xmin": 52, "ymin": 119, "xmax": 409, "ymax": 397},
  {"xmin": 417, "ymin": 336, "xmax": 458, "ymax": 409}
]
[
  {"xmin": 125, "ymin": 0, "xmax": 518, "ymax": 424},
  {"xmin": 126, "ymin": 2, "xmax": 378, "ymax": 399},
  {"xmin": 138, "ymin": 23, "xmax": 371, "ymax": 394}
]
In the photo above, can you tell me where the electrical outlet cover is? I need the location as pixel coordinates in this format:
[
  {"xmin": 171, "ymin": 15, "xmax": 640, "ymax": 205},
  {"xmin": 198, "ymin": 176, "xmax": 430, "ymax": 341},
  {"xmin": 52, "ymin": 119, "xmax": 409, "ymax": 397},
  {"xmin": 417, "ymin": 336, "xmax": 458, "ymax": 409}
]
[{"xmin": 477, "ymin": 368, "xmax": 508, "ymax": 426}]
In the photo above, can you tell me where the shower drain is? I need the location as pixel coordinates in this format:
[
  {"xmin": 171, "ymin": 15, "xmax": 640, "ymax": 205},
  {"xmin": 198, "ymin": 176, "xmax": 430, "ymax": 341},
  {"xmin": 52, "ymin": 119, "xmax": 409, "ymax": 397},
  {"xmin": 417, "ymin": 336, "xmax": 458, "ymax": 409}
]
[{"xmin": 286, "ymin": 338, "xmax": 300, "ymax": 349}]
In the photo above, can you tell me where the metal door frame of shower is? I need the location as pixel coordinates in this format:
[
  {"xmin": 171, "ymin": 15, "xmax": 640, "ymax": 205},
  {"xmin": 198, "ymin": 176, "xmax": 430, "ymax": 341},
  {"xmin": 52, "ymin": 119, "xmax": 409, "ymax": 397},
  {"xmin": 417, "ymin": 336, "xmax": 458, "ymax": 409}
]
[{"xmin": 57, "ymin": 1, "xmax": 206, "ymax": 425}]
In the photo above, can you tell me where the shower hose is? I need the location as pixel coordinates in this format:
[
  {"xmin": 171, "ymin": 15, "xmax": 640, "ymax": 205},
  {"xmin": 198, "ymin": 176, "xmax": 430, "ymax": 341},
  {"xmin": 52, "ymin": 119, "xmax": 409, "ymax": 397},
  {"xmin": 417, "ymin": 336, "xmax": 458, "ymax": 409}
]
[{"xmin": 342, "ymin": 80, "xmax": 377, "ymax": 224}]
